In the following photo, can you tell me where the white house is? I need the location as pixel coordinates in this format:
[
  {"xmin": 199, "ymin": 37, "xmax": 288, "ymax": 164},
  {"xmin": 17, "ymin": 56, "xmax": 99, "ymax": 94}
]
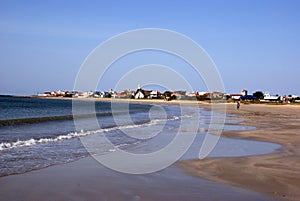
[
  {"xmin": 135, "ymin": 90, "xmax": 145, "ymax": 99},
  {"xmin": 150, "ymin": 91, "xmax": 161, "ymax": 99},
  {"xmin": 241, "ymin": 89, "xmax": 248, "ymax": 96},
  {"xmin": 261, "ymin": 92, "xmax": 280, "ymax": 102},
  {"xmin": 230, "ymin": 94, "xmax": 242, "ymax": 100}
]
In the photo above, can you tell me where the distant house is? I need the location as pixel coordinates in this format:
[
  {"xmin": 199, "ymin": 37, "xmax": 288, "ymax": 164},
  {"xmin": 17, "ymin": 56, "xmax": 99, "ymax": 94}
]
[
  {"xmin": 239, "ymin": 89, "xmax": 257, "ymax": 101},
  {"xmin": 172, "ymin": 91, "xmax": 186, "ymax": 100},
  {"xmin": 241, "ymin": 89, "xmax": 248, "ymax": 96},
  {"xmin": 150, "ymin": 91, "xmax": 162, "ymax": 99},
  {"xmin": 114, "ymin": 90, "xmax": 132, "ymax": 99},
  {"xmin": 76, "ymin": 91, "xmax": 93, "ymax": 98},
  {"xmin": 134, "ymin": 84, "xmax": 152, "ymax": 99},
  {"xmin": 240, "ymin": 95, "xmax": 257, "ymax": 101},
  {"xmin": 229, "ymin": 90, "xmax": 249, "ymax": 101},
  {"xmin": 99, "ymin": 91, "xmax": 111, "ymax": 98},
  {"xmin": 294, "ymin": 96, "xmax": 300, "ymax": 103},
  {"xmin": 261, "ymin": 92, "xmax": 280, "ymax": 102},
  {"xmin": 64, "ymin": 91, "xmax": 75, "ymax": 97},
  {"xmin": 203, "ymin": 91, "xmax": 224, "ymax": 100},
  {"xmin": 114, "ymin": 92, "xmax": 126, "ymax": 98},
  {"xmin": 210, "ymin": 91, "xmax": 225, "ymax": 100},
  {"xmin": 198, "ymin": 91, "xmax": 209, "ymax": 96},
  {"xmin": 91, "ymin": 91, "xmax": 100, "ymax": 98},
  {"xmin": 134, "ymin": 88, "xmax": 151, "ymax": 99},
  {"xmin": 123, "ymin": 90, "xmax": 135, "ymax": 97},
  {"xmin": 195, "ymin": 91, "xmax": 209, "ymax": 100},
  {"xmin": 186, "ymin": 91, "xmax": 198, "ymax": 97},
  {"xmin": 163, "ymin": 91, "xmax": 177, "ymax": 101},
  {"xmin": 230, "ymin": 94, "xmax": 242, "ymax": 101}
]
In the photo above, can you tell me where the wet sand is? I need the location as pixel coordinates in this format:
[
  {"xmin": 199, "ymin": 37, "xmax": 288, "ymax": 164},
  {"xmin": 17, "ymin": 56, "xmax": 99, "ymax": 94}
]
[
  {"xmin": 179, "ymin": 103, "xmax": 300, "ymax": 201},
  {"xmin": 0, "ymin": 156, "xmax": 277, "ymax": 201}
]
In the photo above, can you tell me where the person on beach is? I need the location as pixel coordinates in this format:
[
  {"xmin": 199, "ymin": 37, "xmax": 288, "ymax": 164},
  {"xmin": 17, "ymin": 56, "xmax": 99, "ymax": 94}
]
[{"xmin": 237, "ymin": 101, "xmax": 240, "ymax": 110}]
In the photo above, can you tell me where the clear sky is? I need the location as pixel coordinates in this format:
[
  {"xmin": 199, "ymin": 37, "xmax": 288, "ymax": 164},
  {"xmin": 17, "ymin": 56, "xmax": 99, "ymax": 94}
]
[{"xmin": 1, "ymin": 0, "xmax": 299, "ymax": 95}]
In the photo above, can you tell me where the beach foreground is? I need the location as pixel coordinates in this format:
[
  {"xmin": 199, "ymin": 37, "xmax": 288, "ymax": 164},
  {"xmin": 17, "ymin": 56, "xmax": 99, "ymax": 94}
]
[
  {"xmin": 179, "ymin": 103, "xmax": 300, "ymax": 201},
  {"xmin": 0, "ymin": 156, "xmax": 276, "ymax": 201},
  {"xmin": 0, "ymin": 98, "xmax": 299, "ymax": 201}
]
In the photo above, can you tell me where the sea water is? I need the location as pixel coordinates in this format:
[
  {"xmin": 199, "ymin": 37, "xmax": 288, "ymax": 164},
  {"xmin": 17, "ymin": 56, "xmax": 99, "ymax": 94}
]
[{"xmin": 0, "ymin": 96, "xmax": 280, "ymax": 177}]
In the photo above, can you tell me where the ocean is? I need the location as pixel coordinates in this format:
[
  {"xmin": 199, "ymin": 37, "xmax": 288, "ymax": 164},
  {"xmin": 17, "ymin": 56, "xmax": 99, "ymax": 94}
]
[
  {"xmin": 0, "ymin": 96, "xmax": 194, "ymax": 176},
  {"xmin": 0, "ymin": 96, "xmax": 280, "ymax": 177}
]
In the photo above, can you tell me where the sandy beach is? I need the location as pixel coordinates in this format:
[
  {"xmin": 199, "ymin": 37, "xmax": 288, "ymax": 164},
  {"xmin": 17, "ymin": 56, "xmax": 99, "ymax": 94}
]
[
  {"xmin": 180, "ymin": 102, "xmax": 300, "ymax": 201},
  {"xmin": 2, "ymin": 1, "xmax": 299, "ymax": 200},
  {"xmin": 1, "ymin": 98, "xmax": 299, "ymax": 200}
]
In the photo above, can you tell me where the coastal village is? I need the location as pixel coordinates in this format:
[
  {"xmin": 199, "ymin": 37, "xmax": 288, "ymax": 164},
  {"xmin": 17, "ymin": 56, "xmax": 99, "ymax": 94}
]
[{"xmin": 37, "ymin": 85, "xmax": 300, "ymax": 104}]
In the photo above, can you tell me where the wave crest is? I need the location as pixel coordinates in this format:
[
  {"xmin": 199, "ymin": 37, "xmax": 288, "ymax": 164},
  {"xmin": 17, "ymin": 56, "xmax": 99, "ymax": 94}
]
[{"xmin": 0, "ymin": 115, "xmax": 182, "ymax": 151}]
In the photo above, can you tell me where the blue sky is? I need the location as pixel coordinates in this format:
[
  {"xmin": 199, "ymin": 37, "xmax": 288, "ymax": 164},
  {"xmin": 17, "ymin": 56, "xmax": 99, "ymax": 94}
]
[{"xmin": 1, "ymin": 0, "xmax": 299, "ymax": 95}]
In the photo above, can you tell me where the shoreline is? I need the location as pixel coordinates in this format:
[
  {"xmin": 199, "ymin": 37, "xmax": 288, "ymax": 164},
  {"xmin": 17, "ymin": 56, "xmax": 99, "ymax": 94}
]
[
  {"xmin": 179, "ymin": 103, "xmax": 300, "ymax": 201},
  {"xmin": 76, "ymin": 98, "xmax": 300, "ymax": 200}
]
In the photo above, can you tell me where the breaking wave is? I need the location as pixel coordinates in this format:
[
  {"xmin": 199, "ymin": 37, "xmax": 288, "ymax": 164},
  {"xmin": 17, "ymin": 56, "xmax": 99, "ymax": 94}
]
[{"xmin": 0, "ymin": 115, "xmax": 181, "ymax": 151}]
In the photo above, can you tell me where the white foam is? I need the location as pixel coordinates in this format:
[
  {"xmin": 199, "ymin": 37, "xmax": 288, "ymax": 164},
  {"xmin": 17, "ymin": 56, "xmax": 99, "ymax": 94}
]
[
  {"xmin": 0, "ymin": 130, "xmax": 97, "ymax": 151},
  {"xmin": 0, "ymin": 138, "xmax": 36, "ymax": 151},
  {"xmin": 0, "ymin": 114, "xmax": 187, "ymax": 152}
]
